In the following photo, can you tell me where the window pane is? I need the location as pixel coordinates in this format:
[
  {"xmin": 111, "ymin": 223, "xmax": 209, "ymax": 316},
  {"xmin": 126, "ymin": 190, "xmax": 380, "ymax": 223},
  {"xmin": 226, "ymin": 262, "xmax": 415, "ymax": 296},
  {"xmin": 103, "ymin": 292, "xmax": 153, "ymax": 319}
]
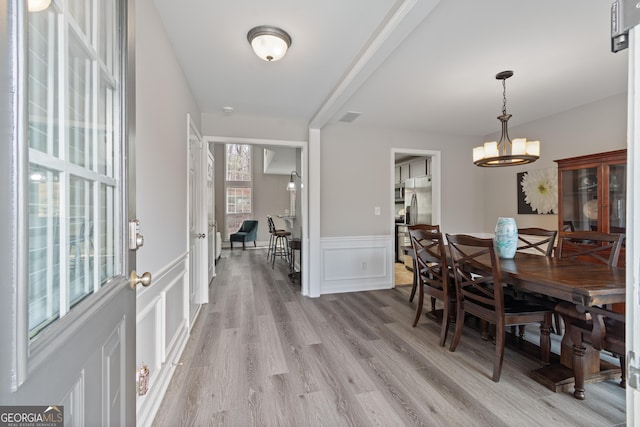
[
  {"xmin": 226, "ymin": 144, "xmax": 251, "ymax": 181},
  {"xmin": 28, "ymin": 166, "xmax": 60, "ymax": 337},
  {"xmin": 68, "ymin": 32, "xmax": 94, "ymax": 169},
  {"xmin": 28, "ymin": 8, "xmax": 59, "ymax": 156},
  {"xmin": 100, "ymin": 184, "xmax": 117, "ymax": 283},
  {"xmin": 68, "ymin": 0, "xmax": 93, "ymax": 41},
  {"xmin": 68, "ymin": 176, "xmax": 94, "ymax": 306},
  {"xmin": 226, "ymin": 187, "xmax": 252, "ymax": 214}
]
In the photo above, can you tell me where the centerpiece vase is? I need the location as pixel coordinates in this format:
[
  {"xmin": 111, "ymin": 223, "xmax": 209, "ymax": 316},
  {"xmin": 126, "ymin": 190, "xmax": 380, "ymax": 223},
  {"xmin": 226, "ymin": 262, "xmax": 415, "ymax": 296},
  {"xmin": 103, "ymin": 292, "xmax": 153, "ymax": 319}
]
[{"xmin": 494, "ymin": 217, "xmax": 518, "ymax": 259}]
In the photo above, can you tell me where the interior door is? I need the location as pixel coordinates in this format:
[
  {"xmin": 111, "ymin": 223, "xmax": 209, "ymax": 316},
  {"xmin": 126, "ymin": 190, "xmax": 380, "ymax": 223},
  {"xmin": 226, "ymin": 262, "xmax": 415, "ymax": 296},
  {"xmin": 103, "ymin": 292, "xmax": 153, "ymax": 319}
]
[
  {"xmin": 188, "ymin": 115, "xmax": 208, "ymax": 310},
  {"xmin": 0, "ymin": 1, "xmax": 138, "ymax": 425},
  {"xmin": 207, "ymin": 148, "xmax": 216, "ymax": 282}
]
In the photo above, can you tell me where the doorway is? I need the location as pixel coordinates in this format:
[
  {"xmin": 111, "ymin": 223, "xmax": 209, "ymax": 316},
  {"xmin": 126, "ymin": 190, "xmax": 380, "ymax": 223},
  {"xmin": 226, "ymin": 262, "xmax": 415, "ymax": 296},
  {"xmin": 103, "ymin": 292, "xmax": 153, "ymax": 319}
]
[
  {"xmin": 206, "ymin": 136, "xmax": 309, "ymax": 296},
  {"xmin": 390, "ymin": 148, "xmax": 441, "ymax": 288}
]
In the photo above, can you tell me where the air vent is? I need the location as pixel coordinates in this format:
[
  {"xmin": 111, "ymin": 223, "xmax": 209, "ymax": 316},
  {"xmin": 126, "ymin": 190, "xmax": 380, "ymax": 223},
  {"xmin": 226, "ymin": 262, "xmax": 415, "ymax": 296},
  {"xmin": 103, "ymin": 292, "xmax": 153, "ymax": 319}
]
[{"xmin": 339, "ymin": 111, "xmax": 362, "ymax": 123}]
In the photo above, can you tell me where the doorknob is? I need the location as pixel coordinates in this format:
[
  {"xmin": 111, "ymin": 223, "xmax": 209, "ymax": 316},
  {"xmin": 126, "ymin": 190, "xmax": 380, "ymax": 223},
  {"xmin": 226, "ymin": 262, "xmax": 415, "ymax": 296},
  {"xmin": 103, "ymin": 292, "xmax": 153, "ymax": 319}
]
[{"xmin": 130, "ymin": 271, "xmax": 152, "ymax": 289}]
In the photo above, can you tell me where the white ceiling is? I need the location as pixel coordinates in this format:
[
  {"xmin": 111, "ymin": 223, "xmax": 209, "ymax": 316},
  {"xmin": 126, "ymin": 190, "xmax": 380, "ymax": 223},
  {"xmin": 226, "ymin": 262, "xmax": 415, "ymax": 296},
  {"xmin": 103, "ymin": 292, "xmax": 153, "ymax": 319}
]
[{"xmin": 153, "ymin": 0, "xmax": 628, "ymax": 137}]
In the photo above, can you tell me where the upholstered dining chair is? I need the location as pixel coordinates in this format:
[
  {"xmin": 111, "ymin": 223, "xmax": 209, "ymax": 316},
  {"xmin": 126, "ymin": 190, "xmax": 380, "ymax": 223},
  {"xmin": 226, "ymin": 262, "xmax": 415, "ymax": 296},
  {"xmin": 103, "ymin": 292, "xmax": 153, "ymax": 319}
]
[
  {"xmin": 446, "ymin": 233, "xmax": 552, "ymax": 382},
  {"xmin": 230, "ymin": 220, "xmax": 259, "ymax": 250},
  {"xmin": 407, "ymin": 224, "xmax": 440, "ymax": 302},
  {"xmin": 408, "ymin": 226, "xmax": 454, "ymax": 347}
]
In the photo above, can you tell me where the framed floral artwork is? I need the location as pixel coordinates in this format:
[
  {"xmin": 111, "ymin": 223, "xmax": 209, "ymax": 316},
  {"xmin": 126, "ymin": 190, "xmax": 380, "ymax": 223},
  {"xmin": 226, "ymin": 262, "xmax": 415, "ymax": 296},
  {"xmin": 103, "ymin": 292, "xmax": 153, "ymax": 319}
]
[{"xmin": 517, "ymin": 167, "xmax": 558, "ymax": 214}]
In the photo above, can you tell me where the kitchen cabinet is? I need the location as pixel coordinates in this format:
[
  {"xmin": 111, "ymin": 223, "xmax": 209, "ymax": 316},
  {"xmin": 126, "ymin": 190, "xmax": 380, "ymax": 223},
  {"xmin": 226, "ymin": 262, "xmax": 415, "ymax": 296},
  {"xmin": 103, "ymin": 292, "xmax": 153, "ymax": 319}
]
[
  {"xmin": 555, "ymin": 149, "xmax": 626, "ymax": 267},
  {"xmin": 400, "ymin": 164, "xmax": 410, "ymax": 182},
  {"xmin": 409, "ymin": 158, "xmax": 429, "ymax": 178},
  {"xmin": 395, "ymin": 166, "xmax": 401, "ymax": 184}
]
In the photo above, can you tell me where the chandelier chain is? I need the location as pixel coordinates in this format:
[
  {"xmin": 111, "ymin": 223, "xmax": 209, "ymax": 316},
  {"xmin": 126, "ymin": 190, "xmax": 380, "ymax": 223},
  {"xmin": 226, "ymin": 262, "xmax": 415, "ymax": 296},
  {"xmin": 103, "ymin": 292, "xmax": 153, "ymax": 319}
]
[{"xmin": 502, "ymin": 78, "xmax": 507, "ymax": 116}]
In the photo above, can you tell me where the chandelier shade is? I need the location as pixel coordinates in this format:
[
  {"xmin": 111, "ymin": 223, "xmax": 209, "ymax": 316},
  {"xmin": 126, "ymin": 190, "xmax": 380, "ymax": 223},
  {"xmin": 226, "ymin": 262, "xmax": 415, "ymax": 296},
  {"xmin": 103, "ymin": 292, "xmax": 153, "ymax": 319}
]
[
  {"xmin": 473, "ymin": 71, "xmax": 540, "ymax": 167},
  {"xmin": 28, "ymin": 0, "xmax": 51, "ymax": 12},
  {"xmin": 247, "ymin": 25, "xmax": 292, "ymax": 62}
]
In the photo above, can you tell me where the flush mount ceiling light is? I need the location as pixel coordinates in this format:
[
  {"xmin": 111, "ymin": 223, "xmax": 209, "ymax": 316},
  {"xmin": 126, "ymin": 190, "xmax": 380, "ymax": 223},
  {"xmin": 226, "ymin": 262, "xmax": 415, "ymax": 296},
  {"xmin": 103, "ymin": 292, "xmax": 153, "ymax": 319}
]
[
  {"xmin": 247, "ymin": 25, "xmax": 292, "ymax": 62},
  {"xmin": 28, "ymin": 0, "xmax": 52, "ymax": 12},
  {"xmin": 473, "ymin": 71, "xmax": 540, "ymax": 167}
]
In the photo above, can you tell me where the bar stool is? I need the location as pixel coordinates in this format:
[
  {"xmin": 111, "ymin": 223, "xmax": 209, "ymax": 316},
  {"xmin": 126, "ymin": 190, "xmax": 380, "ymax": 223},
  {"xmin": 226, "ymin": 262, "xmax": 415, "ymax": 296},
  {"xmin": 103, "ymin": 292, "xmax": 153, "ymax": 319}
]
[
  {"xmin": 288, "ymin": 238, "xmax": 302, "ymax": 283},
  {"xmin": 268, "ymin": 215, "xmax": 291, "ymax": 268}
]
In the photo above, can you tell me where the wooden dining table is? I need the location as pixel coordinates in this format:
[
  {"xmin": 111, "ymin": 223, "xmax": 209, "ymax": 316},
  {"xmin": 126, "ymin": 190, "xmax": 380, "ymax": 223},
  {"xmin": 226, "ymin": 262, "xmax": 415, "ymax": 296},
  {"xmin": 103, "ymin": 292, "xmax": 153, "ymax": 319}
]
[{"xmin": 486, "ymin": 252, "xmax": 626, "ymax": 399}]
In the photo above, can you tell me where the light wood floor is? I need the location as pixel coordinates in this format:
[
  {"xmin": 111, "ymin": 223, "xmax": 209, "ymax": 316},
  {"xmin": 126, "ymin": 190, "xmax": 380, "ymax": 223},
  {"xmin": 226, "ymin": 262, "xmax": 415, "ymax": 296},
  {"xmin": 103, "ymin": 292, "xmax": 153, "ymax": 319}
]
[{"xmin": 153, "ymin": 248, "xmax": 625, "ymax": 426}]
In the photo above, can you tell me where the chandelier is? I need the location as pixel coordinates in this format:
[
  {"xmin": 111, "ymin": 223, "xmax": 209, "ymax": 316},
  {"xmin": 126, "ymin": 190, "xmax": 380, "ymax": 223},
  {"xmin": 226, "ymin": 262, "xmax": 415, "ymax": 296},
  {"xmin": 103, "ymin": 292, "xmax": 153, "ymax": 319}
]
[{"xmin": 473, "ymin": 71, "xmax": 540, "ymax": 167}]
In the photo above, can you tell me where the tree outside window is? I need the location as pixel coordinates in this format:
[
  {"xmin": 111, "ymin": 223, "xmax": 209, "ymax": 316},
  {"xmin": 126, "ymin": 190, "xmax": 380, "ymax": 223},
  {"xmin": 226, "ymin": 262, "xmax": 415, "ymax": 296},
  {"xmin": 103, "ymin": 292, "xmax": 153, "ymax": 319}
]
[{"xmin": 225, "ymin": 144, "xmax": 252, "ymax": 238}]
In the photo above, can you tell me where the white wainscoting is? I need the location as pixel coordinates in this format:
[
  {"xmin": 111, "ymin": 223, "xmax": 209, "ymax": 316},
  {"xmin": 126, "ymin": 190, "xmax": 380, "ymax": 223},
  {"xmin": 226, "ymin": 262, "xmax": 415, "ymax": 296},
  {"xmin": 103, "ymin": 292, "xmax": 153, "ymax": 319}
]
[
  {"xmin": 320, "ymin": 235, "xmax": 393, "ymax": 294},
  {"xmin": 136, "ymin": 253, "xmax": 197, "ymax": 427}
]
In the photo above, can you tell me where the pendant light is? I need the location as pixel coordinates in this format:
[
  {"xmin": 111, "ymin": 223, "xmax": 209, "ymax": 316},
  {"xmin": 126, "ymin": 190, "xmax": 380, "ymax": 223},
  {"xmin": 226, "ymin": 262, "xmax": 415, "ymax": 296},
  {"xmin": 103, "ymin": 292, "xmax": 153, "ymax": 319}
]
[{"xmin": 473, "ymin": 71, "xmax": 540, "ymax": 167}]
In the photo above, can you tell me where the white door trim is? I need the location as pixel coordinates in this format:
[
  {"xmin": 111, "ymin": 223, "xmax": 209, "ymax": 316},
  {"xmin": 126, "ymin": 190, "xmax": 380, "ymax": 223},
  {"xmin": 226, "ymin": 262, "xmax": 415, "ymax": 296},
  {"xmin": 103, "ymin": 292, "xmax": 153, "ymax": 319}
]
[{"xmin": 205, "ymin": 135, "xmax": 310, "ymax": 296}]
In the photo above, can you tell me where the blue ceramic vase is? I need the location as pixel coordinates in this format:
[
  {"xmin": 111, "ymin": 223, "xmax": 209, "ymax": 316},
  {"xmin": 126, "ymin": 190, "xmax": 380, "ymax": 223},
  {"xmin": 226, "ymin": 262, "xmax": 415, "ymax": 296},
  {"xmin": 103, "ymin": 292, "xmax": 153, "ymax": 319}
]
[{"xmin": 494, "ymin": 217, "xmax": 518, "ymax": 259}]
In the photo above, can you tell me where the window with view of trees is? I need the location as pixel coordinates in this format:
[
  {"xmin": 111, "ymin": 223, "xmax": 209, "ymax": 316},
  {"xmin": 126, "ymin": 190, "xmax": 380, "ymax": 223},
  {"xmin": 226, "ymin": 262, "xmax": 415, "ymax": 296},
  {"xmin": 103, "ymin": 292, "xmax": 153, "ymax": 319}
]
[{"xmin": 225, "ymin": 144, "xmax": 252, "ymax": 238}]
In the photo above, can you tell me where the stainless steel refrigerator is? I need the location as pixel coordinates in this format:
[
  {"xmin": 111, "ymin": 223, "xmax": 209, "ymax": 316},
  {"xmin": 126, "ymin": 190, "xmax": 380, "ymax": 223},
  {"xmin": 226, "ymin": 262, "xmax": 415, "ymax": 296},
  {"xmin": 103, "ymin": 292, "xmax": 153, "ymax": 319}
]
[{"xmin": 404, "ymin": 176, "xmax": 432, "ymax": 225}]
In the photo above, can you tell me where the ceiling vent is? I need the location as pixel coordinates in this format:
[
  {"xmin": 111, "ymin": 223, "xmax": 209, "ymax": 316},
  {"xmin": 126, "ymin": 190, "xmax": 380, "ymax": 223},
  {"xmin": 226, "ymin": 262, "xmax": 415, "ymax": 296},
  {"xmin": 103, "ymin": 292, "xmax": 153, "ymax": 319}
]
[{"xmin": 339, "ymin": 111, "xmax": 362, "ymax": 123}]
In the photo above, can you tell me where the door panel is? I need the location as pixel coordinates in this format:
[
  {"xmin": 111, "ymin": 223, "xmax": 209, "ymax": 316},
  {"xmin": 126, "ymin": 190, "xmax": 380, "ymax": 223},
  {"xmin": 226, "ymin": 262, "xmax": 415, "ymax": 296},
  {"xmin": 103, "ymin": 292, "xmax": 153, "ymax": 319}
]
[{"xmin": 0, "ymin": 1, "xmax": 136, "ymax": 425}]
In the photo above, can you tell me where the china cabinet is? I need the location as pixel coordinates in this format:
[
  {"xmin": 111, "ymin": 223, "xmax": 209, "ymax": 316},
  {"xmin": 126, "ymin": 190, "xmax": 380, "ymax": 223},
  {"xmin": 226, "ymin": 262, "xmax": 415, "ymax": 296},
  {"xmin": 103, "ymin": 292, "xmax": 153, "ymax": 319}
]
[
  {"xmin": 555, "ymin": 150, "xmax": 626, "ymax": 320},
  {"xmin": 555, "ymin": 149, "xmax": 626, "ymax": 239}
]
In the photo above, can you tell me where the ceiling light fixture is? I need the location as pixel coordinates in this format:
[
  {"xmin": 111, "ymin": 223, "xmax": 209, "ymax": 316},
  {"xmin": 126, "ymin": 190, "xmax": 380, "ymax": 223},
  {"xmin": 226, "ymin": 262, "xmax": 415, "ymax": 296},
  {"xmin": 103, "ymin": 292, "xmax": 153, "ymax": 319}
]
[
  {"xmin": 28, "ymin": 0, "xmax": 51, "ymax": 12},
  {"xmin": 473, "ymin": 71, "xmax": 540, "ymax": 167},
  {"xmin": 247, "ymin": 25, "xmax": 292, "ymax": 62}
]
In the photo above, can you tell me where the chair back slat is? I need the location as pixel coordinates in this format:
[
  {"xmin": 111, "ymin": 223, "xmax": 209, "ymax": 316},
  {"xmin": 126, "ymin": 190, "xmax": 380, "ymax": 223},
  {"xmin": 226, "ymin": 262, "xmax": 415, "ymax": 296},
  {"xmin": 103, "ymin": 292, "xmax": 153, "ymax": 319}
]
[
  {"xmin": 517, "ymin": 228, "xmax": 557, "ymax": 257},
  {"xmin": 408, "ymin": 227, "xmax": 447, "ymax": 294},
  {"xmin": 445, "ymin": 234, "xmax": 504, "ymax": 312},
  {"xmin": 555, "ymin": 231, "xmax": 624, "ymax": 266}
]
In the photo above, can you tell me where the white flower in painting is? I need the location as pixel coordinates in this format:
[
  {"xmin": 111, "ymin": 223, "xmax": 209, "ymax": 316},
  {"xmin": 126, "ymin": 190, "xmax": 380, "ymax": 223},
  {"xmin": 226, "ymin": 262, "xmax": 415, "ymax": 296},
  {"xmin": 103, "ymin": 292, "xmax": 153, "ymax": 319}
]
[{"xmin": 520, "ymin": 168, "xmax": 558, "ymax": 214}]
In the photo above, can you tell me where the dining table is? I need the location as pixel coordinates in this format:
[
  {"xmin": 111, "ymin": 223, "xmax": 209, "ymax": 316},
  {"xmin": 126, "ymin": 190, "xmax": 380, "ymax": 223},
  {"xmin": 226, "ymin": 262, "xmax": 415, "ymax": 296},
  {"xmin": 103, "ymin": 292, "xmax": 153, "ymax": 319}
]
[
  {"xmin": 482, "ymin": 251, "xmax": 626, "ymax": 399},
  {"xmin": 404, "ymin": 238, "xmax": 626, "ymax": 399}
]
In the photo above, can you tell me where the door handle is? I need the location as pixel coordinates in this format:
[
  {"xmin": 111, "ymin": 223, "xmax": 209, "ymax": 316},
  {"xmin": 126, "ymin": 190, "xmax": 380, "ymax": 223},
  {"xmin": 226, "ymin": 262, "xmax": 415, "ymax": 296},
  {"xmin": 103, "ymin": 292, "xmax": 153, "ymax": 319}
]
[{"xmin": 130, "ymin": 271, "xmax": 152, "ymax": 289}]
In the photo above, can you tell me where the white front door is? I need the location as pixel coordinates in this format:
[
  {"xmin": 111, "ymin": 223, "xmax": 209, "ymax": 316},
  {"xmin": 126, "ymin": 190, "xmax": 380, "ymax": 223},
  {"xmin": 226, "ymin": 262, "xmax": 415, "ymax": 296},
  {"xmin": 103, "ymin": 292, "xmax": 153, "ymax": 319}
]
[{"xmin": 0, "ymin": 1, "xmax": 138, "ymax": 425}]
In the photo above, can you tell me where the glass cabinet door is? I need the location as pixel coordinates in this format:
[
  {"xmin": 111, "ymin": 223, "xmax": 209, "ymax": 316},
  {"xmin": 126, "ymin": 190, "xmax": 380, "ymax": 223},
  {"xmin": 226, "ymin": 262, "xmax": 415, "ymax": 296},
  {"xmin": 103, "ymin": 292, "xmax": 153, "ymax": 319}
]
[
  {"xmin": 560, "ymin": 167, "xmax": 598, "ymax": 232},
  {"xmin": 608, "ymin": 163, "xmax": 626, "ymax": 234}
]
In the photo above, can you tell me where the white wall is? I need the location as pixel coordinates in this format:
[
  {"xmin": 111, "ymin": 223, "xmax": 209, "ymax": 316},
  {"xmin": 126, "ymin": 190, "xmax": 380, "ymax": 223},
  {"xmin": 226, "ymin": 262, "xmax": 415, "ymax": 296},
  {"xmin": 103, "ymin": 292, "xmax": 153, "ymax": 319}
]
[
  {"xmin": 135, "ymin": 0, "xmax": 203, "ymax": 425},
  {"xmin": 481, "ymin": 93, "xmax": 627, "ymax": 232},
  {"xmin": 137, "ymin": 0, "xmax": 201, "ymax": 273},
  {"xmin": 319, "ymin": 123, "xmax": 484, "ymax": 236}
]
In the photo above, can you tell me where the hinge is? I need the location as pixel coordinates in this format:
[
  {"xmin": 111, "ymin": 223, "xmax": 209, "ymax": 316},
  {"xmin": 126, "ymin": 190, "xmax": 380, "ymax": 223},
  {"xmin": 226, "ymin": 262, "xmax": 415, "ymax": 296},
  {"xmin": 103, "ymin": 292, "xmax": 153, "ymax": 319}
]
[{"xmin": 628, "ymin": 350, "xmax": 640, "ymax": 390}]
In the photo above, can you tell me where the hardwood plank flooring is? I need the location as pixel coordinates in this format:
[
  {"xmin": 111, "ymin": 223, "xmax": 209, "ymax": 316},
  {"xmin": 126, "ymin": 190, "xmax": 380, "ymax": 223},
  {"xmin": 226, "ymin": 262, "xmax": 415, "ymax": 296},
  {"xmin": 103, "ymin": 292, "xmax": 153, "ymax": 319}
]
[{"xmin": 153, "ymin": 248, "xmax": 625, "ymax": 426}]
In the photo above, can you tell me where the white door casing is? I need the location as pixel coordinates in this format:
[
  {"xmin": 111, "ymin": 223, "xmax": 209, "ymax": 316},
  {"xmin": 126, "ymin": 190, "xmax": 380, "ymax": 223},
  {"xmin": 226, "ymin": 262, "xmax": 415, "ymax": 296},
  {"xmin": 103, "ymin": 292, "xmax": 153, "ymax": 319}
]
[
  {"xmin": 0, "ymin": 1, "xmax": 137, "ymax": 425},
  {"xmin": 627, "ymin": 23, "xmax": 640, "ymax": 427}
]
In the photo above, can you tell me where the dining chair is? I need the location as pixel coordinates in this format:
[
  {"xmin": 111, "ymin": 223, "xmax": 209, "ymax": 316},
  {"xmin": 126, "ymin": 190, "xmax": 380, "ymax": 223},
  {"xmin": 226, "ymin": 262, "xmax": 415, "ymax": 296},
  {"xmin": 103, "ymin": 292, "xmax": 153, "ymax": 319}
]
[
  {"xmin": 555, "ymin": 230, "xmax": 624, "ymax": 266},
  {"xmin": 517, "ymin": 228, "xmax": 557, "ymax": 257},
  {"xmin": 554, "ymin": 230, "xmax": 626, "ymax": 397},
  {"xmin": 407, "ymin": 224, "xmax": 440, "ymax": 302},
  {"xmin": 408, "ymin": 227, "xmax": 453, "ymax": 347},
  {"xmin": 446, "ymin": 233, "xmax": 552, "ymax": 382},
  {"xmin": 515, "ymin": 228, "xmax": 559, "ymax": 335}
]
